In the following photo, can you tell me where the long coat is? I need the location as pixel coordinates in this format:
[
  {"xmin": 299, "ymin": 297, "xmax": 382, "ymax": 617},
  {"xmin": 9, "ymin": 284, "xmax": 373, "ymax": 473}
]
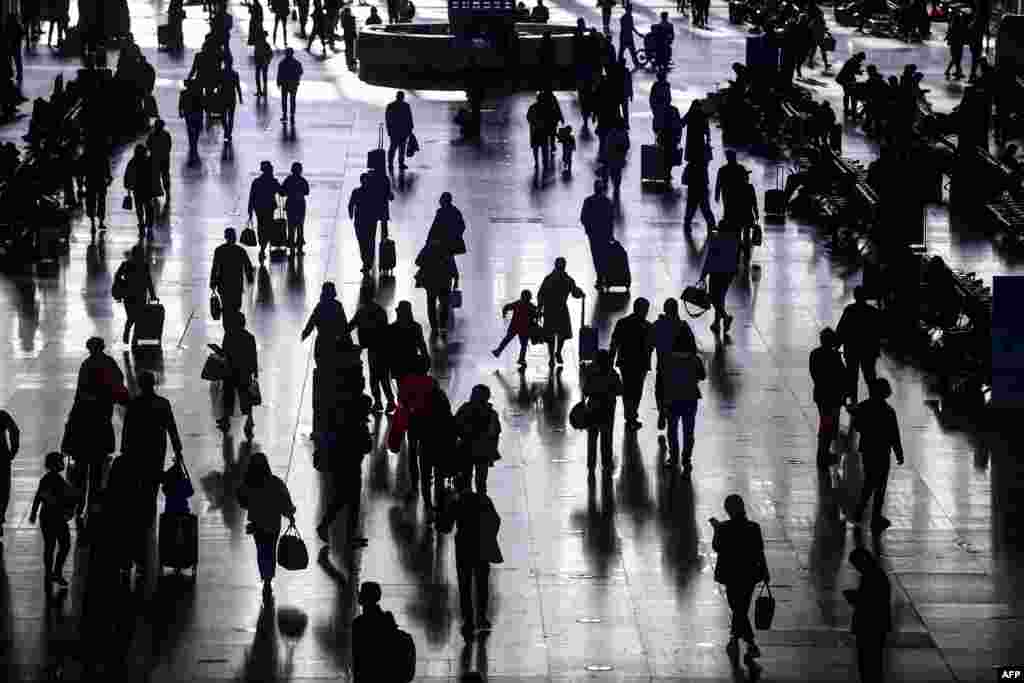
[
  {"xmin": 538, "ymin": 270, "xmax": 583, "ymax": 339},
  {"xmin": 65, "ymin": 354, "xmax": 125, "ymax": 458}
]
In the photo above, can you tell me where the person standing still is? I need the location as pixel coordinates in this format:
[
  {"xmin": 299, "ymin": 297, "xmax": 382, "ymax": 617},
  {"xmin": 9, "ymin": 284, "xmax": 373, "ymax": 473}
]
[
  {"xmin": 146, "ymin": 119, "xmax": 172, "ymax": 199},
  {"xmin": 809, "ymin": 327, "xmax": 846, "ymax": 470},
  {"xmin": 237, "ymin": 451, "xmax": 296, "ymax": 600},
  {"xmin": 844, "ymin": 548, "xmax": 892, "ymax": 683},
  {"xmin": 282, "ymin": 162, "xmax": 309, "ymax": 253},
  {"xmin": 352, "ymin": 582, "xmax": 400, "ymax": 682},
  {"xmin": 385, "ymin": 91, "xmax": 414, "ymax": 173},
  {"xmin": 609, "ymin": 297, "xmax": 653, "ymax": 430},
  {"xmin": 582, "ymin": 349, "xmax": 623, "ymax": 477},
  {"xmin": 0, "ymin": 409, "xmax": 19, "ymax": 538},
  {"xmin": 836, "ymin": 285, "xmax": 882, "ymax": 404},
  {"xmin": 710, "ymin": 494, "xmax": 769, "ymax": 662},
  {"xmin": 699, "ymin": 222, "xmax": 740, "ymax": 333},
  {"xmin": 276, "ymin": 47, "xmax": 303, "ymax": 123},
  {"xmin": 210, "ymin": 227, "xmax": 256, "ymax": 326},
  {"xmin": 848, "ymin": 377, "xmax": 903, "ymax": 533}
]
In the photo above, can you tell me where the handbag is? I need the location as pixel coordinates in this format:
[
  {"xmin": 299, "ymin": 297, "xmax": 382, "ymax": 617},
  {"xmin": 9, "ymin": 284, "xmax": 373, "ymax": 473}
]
[
  {"xmin": 290, "ymin": 8, "xmax": 297, "ymax": 19},
  {"xmin": 161, "ymin": 458, "xmax": 195, "ymax": 499},
  {"xmin": 122, "ymin": 194, "xmax": 132, "ymax": 211},
  {"xmin": 568, "ymin": 400, "xmax": 592, "ymax": 430},
  {"xmin": 529, "ymin": 321, "xmax": 551, "ymax": 345},
  {"xmin": 449, "ymin": 288, "xmax": 462, "ymax": 309},
  {"xmin": 277, "ymin": 522, "xmax": 309, "ymax": 571},
  {"xmin": 681, "ymin": 281, "xmax": 712, "ymax": 318},
  {"xmin": 240, "ymin": 225, "xmax": 258, "ymax": 247},
  {"xmin": 406, "ymin": 132, "xmax": 419, "ymax": 157},
  {"xmin": 246, "ymin": 379, "xmax": 263, "ymax": 406},
  {"xmin": 201, "ymin": 351, "xmax": 229, "ymax": 381},
  {"xmin": 750, "ymin": 223, "xmax": 763, "ymax": 247},
  {"xmin": 211, "ymin": 293, "xmax": 222, "ymax": 321},
  {"xmin": 754, "ymin": 582, "xmax": 776, "ymax": 630}
]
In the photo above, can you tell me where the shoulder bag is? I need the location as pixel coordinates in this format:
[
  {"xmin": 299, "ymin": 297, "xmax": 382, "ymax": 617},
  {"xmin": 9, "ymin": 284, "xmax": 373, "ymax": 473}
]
[
  {"xmin": 240, "ymin": 222, "xmax": 258, "ymax": 247},
  {"xmin": 754, "ymin": 582, "xmax": 776, "ymax": 630},
  {"xmin": 681, "ymin": 281, "xmax": 712, "ymax": 317}
]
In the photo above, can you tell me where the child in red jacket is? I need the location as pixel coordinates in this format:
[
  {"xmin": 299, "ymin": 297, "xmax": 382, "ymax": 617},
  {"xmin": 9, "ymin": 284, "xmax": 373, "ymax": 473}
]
[{"xmin": 491, "ymin": 289, "xmax": 537, "ymax": 369}]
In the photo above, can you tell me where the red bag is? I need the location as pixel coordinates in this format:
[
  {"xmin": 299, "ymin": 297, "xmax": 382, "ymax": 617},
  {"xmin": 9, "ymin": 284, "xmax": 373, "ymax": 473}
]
[
  {"xmin": 111, "ymin": 383, "xmax": 130, "ymax": 405},
  {"xmin": 387, "ymin": 405, "xmax": 409, "ymax": 453}
]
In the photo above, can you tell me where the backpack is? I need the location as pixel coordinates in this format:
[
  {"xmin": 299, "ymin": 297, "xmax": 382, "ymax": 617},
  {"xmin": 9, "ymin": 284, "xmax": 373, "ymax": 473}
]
[{"xmin": 391, "ymin": 627, "xmax": 416, "ymax": 683}]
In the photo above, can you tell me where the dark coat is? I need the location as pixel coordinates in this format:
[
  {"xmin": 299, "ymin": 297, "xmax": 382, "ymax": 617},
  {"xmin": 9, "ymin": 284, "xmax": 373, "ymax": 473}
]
[
  {"xmin": 847, "ymin": 567, "xmax": 893, "ymax": 634},
  {"xmin": 680, "ymin": 107, "xmax": 710, "ymax": 164},
  {"xmin": 222, "ymin": 328, "xmax": 258, "ymax": 377},
  {"xmin": 580, "ymin": 193, "xmax": 613, "ymax": 242},
  {"xmin": 303, "ymin": 298, "xmax": 351, "ymax": 363},
  {"xmin": 427, "ymin": 204, "xmax": 467, "ymax": 254},
  {"xmin": 538, "ymin": 270, "xmax": 583, "ymax": 339},
  {"xmin": 415, "ymin": 243, "xmax": 457, "ymax": 293},
  {"xmin": 712, "ymin": 517, "xmax": 769, "ymax": 586},
  {"xmin": 351, "ymin": 606, "xmax": 398, "ymax": 682},
  {"xmin": 385, "ymin": 99, "xmax": 414, "ymax": 138},
  {"xmin": 582, "ymin": 365, "xmax": 622, "ymax": 421},
  {"xmin": 386, "ymin": 320, "xmax": 428, "ymax": 377},
  {"xmin": 115, "ymin": 259, "xmax": 157, "ymax": 305},
  {"xmin": 836, "ymin": 301, "xmax": 883, "ymax": 356},
  {"xmin": 850, "ymin": 398, "xmax": 903, "ymax": 462},
  {"xmin": 809, "ymin": 345, "xmax": 846, "ymax": 408},
  {"xmin": 453, "ymin": 490, "xmax": 503, "ymax": 564},
  {"xmin": 121, "ymin": 392, "xmax": 182, "ymax": 481},
  {"xmin": 67, "ymin": 353, "xmax": 125, "ymax": 457},
  {"xmin": 124, "ymin": 155, "xmax": 157, "ymax": 199},
  {"xmin": 210, "ymin": 243, "xmax": 255, "ymax": 296},
  {"xmin": 610, "ymin": 313, "xmax": 653, "ymax": 372}
]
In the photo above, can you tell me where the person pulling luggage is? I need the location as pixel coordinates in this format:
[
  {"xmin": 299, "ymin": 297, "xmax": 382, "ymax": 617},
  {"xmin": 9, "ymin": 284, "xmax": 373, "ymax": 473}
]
[
  {"xmin": 537, "ymin": 258, "xmax": 584, "ymax": 366},
  {"xmin": 218, "ymin": 313, "xmax": 259, "ymax": 440},
  {"xmin": 699, "ymin": 221, "xmax": 741, "ymax": 334},
  {"xmin": 113, "ymin": 245, "xmax": 158, "ymax": 346},
  {"xmin": 581, "ymin": 180, "xmax": 614, "ymax": 291},
  {"xmin": 248, "ymin": 160, "xmax": 285, "ymax": 263}
]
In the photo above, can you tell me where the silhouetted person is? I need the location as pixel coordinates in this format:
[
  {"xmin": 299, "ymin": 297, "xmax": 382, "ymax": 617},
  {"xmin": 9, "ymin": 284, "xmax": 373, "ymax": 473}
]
[
  {"xmin": 844, "ymin": 548, "xmax": 892, "ymax": 683},
  {"xmin": 700, "ymin": 222, "xmax": 740, "ymax": 333},
  {"xmin": 710, "ymin": 494, "xmax": 769, "ymax": 662},
  {"xmin": 837, "ymin": 52, "xmax": 866, "ymax": 117},
  {"xmin": 366, "ymin": 6, "xmax": 382, "ymax": 25},
  {"xmin": 714, "ymin": 150, "xmax": 748, "ymax": 215},
  {"xmin": 650, "ymin": 11, "xmax": 673, "ymax": 69},
  {"xmin": 394, "ymin": 358, "xmax": 451, "ymax": 514},
  {"xmin": 0, "ymin": 409, "xmax": 18, "ymax": 538},
  {"xmin": 301, "ymin": 281, "xmax": 351, "ymax": 365},
  {"xmin": 146, "ymin": 119, "xmax": 172, "ymax": 198},
  {"xmin": 341, "ymin": 7, "xmax": 357, "ymax": 67},
  {"xmin": 415, "ymin": 237, "xmax": 458, "ymax": 335},
  {"xmin": 447, "ymin": 478, "xmax": 502, "ymax": 640},
  {"xmin": 348, "ymin": 173, "xmax": 378, "ymax": 273},
  {"xmin": 237, "ymin": 451, "xmax": 296, "ymax": 600},
  {"xmin": 113, "ymin": 245, "xmax": 158, "ymax": 345},
  {"xmin": 848, "ymin": 377, "xmax": 903, "ymax": 533},
  {"xmin": 609, "ymin": 298, "xmax": 652, "ymax": 430},
  {"xmin": 210, "ymin": 228, "xmax": 255, "ymax": 325},
  {"xmin": 454, "ymin": 385, "xmax": 501, "ymax": 493},
  {"xmin": 493, "ymin": 289, "xmax": 537, "ymax": 369},
  {"xmin": 350, "ymin": 295, "xmax": 396, "ymax": 413},
  {"xmin": 581, "ymin": 180, "xmax": 613, "ymax": 290},
  {"xmin": 352, "ymin": 582, "xmax": 399, "ymax": 681},
  {"xmin": 179, "ymin": 79, "xmax": 204, "ymax": 162},
  {"xmin": 426, "ymin": 191, "xmax": 467, "ymax": 258},
  {"xmin": 219, "ymin": 56, "xmax": 244, "ymax": 142},
  {"xmin": 67, "ymin": 337, "xmax": 124, "ymax": 527},
  {"xmin": 271, "ymin": 0, "xmax": 290, "ymax": 45},
  {"xmin": 582, "ymin": 349, "xmax": 622, "ymax": 477},
  {"xmin": 649, "ymin": 298, "xmax": 696, "ymax": 430},
  {"xmin": 810, "ymin": 327, "xmax": 846, "ymax": 470},
  {"xmin": 120, "ymin": 370, "xmax": 183, "ymax": 526},
  {"xmin": 385, "ymin": 91, "xmax": 414, "ymax": 172},
  {"xmin": 248, "ymin": 160, "xmax": 285, "ymax": 262},
  {"xmin": 254, "ymin": 32, "xmax": 273, "ymax": 97},
  {"xmin": 124, "ymin": 144, "xmax": 157, "ymax": 237},
  {"xmin": 283, "ymin": 162, "xmax": 309, "ymax": 253},
  {"xmin": 295, "ymin": 0, "xmax": 310, "ymax": 36},
  {"xmin": 945, "ymin": 10, "xmax": 967, "ymax": 79},
  {"xmin": 619, "ymin": 3, "xmax": 641, "ymax": 67},
  {"xmin": 387, "ymin": 300, "xmax": 430, "ymax": 388},
  {"xmin": 661, "ymin": 327, "xmax": 704, "ymax": 474},
  {"xmin": 325, "ymin": 0, "xmax": 341, "ymax": 48},
  {"xmin": 527, "ymin": 94, "xmax": 550, "ymax": 170},
  {"xmin": 530, "ymin": 0, "xmax": 549, "ymax": 22},
  {"xmin": 604, "ymin": 119, "xmax": 629, "ymax": 200},
  {"xmin": 836, "ymin": 286, "xmax": 882, "ymax": 404},
  {"xmin": 218, "ymin": 313, "xmax": 260, "ymax": 439},
  {"xmin": 29, "ymin": 452, "xmax": 76, "ymax": 586},
  {"xmin": 277, "ymin": 47, "xmax": 303, "ymax": 123},
  {"xmin": 82, "ymin": 145, "xmax": 112, "ymax": 234},
  {"xmin": 537, "ymin": 257, "xmax": 584, "ymax": 366}
]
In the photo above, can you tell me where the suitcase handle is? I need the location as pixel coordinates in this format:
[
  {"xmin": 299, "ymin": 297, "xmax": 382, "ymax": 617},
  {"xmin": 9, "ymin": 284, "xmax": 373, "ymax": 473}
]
[
  {"xmin": 378, "ymin": 122, "xmax": 385, "ymax": 151},
  {"xmin": 579, "ymin": 293, "xmax": 586, "ymax": 329}
]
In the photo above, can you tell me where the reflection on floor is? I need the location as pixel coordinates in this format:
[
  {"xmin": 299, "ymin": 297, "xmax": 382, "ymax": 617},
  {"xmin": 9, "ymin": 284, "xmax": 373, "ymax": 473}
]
[{"xmin": 0, "ymin": 0, "xmax": 1023, "ymax": 681}]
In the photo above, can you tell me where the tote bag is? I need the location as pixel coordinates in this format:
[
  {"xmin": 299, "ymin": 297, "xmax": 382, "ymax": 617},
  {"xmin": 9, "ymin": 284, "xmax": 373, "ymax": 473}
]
[{"xmin": 277, "ymin": 522, "xmax": 309, "ymax": 570}]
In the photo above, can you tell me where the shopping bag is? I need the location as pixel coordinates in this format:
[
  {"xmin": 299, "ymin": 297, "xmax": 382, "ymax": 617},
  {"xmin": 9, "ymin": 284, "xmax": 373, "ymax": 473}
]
[
  {"xmin": 276, "ymin": 522, "xmax": 309, "ymax": 570},
  {"xmin": 406, "ymin": 132, "xmax": 419, "ymax": 157},
  {"xmin": 754, "ymin": 582, "xmax": 776, "ymax": 630},
  {"xmin": 246, "ymin": 380, "xmax": 263, "ymax": 406},
  {"xmin": 122, "ymin": 194, "xmax": 133, "ymax": 211},
  {"xmin": 162, "ymin": 458, "xmax": 195, "ymax": 499},
  {"xmin": 569, "ymin": 401, "xmax": 592, "ymax": 430},
  {"xmin": 681, "ymin": 281, "xmax": 712, "ymax": 317},
  {"xmin": 240, "ymin": 225, "xmax": 258, "ymax": 247}
]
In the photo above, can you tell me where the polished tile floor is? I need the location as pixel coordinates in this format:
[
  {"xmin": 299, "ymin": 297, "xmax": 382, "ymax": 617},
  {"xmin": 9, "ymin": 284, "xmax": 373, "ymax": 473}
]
[{"xmin": 0, "ymin": 0, "xmax": 1023, "ymax": 681}]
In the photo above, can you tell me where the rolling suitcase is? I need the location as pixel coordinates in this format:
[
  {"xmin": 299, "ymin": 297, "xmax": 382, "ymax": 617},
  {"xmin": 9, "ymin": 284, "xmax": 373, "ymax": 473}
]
[
  {"xmin": 368, "ymin": 123, "xmax": 386, "ymax": 171},
  {"xmin": 578, "ymin": 295, "xmax": 597, "ymax": 365},
  {"xmin": 764, "ymin": 167, "xmax": 786, "ymax": 221},
  {"xmin": 159, "ymin": 511, "xmax": 198, "ymax": 575},
  {"xmin": 601, "ymin": 240, "xmax": 631, "ymax": 291},
  {"xmin": 379, "ymin": 237, "xmax": 396, "ymax": 275},
  {"xmin": 641, "ymin": 144, "xmax": 670, "ymax": 188},
  {"xmin": 270, "ymin": 204, "xmax": 289, "ymax": 251},
  {"xmin": 133, "ymin": 302, "xmax": 165, "ymax": 348}
]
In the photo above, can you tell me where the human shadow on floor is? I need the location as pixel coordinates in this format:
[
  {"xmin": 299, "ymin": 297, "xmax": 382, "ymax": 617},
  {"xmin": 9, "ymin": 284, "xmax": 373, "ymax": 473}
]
[
  {"xmin": 10, "ymin": 277, "xmax": 41, "ymax": 352},
  {"xmin": 199, "ymin": 434, "xmax": 248, "ymax": 535},
  {"xmin": 707, "ymin": 337, "xmax": 740, "ymax": 405},
  {"xmin": 367, "ymin": 420, "xmax": 392, "ymax": 499},
  {"xmin": 286, "ymin": 252, "xmax": 305, "ymax": 298},
  {"xmin": 808, "ymin": 470, "xmax": 848, "ymax": 626},
  {"xmin": 492, "ymin": 369, "xmax": 540, "ymax": 412},
  {"xmin": 0, "ymin": 548, "xmax": 24, "ymax": 681},
  {"xmin": 540, "ymin": 366, "xmax": 569, "ymax": 426},
  {"xmin": 312, "ymin": 547, "xmax": 357, "ymax": 674},
  {"xmin": 387, "ymin": 502, "xmax": 453, "ymax": 647},
  {"xmin": 256, "ymin": 265, "xmax": 274, "ymax": 307},
  {"xmin": 616, "ymin": 431, "xmax": 654, "ymax": 532},
  {"xmin": 655, "ymin": 445, "xmax": 702, "ymax": 584},
  {"xmin": 569, "ymin": 475, "xmax": 618, "ymax": 578},
  {"xmin": 144, "ymin": 571, "xmax": 199, "ymax": 675},
  {"xmin": 237, "ymin": 599, "xmax": 298, "ymax": 683}
]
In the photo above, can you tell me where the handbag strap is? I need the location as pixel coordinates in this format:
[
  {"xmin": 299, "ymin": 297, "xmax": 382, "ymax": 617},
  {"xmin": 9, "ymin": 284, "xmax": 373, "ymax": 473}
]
[{"xmin": 758, "ymin": 581, "xmax": 772, "ymax": 598}]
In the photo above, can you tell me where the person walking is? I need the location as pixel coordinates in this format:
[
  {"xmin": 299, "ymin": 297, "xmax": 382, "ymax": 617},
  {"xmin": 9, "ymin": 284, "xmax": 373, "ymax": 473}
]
[
  {"xmin": 237, "ymin": 451, "xmax": 296, "ymax": 600},
  {"xmin": 660, "ymin": 327, "xmax": 705, "ymax": 473},
  {"xmin": 944, "ymin": 10, "xmax": 967, "ymax": 79},
  {"xmin": 710, "ymin": 494, "xmax": 769, "ymax": 662},
  {"xmin": 492, "ymin": 289, "xmax": 537, "ymax": 369},
  {"xmin": 385, "ymin": 92, "xmax": 414, "ymax": 173},
  {"xmin": 82, "ymin": 144, "xmax": 112, "ymax": 234},
  {"xmin": 609, "ymin": 298, "xmax": 652, "ymax": 430},
  {"xmin": 29, "ymin": 452, "xmax": 77, "ymax": 586},
  {"xmin": 527, "ymin": 94, "xmax": 549, "ymax": 171},
  {"xmin": 301, "ymin": 281, "xmax": 351, "ymax": 366},
  {"xmin": 426, "ymin": 192, "xmax": 468, "ymax": 259},
  {"xmin": 848, "ymin": 377, "xmax": 903, "ymax": 533},
  {"xmin": 124, "ymin": 144, "xmax": 157, "ymax": 237},
  {"xmin": 295, "ymin": 0, "xmax": 310, "ymax": 36},
  {"xmin": 581, "ymin": 180, "xmax": 614, "ymax": 290},
  {"xmin": 649, "ymin": 298, "xmax": 696, "ymax": 430},
  {"xmin": 714, "ymin": 150, "xmax": 748, "ymax": 216},
  {"xmin": 350, "ymin": 294, "xmax": 396, "ymax": 413},
  {"xmin": 218, "ymin": 312, "xmax": 260, "ymax": 440},
  {"xmin": 307, "ymin": 0, "xmax": 329, "ymax": 53},
  {"xmin": 219, "ymin": 56, "xmax": 244, "ymax": 142},
  {"xmin": 325, "ymin": 0, "xmax": 341, "ymax": 48},
  {"xmin": 809, "ymin": 327, "xmax": 846, "ymax": 470},
  {"xmin": 282, "ymin": 162, "xmax": 309, "ymax": 253},
  {"xmin": 618, "ymin": 4, "xmax": 641, "ymax": 68},
  {"xmin": 146, "ymin": 119, "xmax": 172, "ymax": 199},
  {"xmin": 120, "ymin": 370, "xmax": 183, "ymax": 526},
  {"xmin": 112, "ymin": 245, "xmax": 158, "ymax": 346},
  {"xmin": 387, "ymin": 300, "xmax": 430, "ymax": 388},
  {"xmin": 276, "ymin": 47, "xmax": 303, "ymax": 123},
  {"xmin": 836, "ymin": 286, "xmax": 882, "ymax": 404},
  {"xmin": 454, "ymin": 385, "xmax": 501, "ymax": 493},
  {"xmin": 253, "ymin": 32, "xmax": 273, "ymax": 97},
  {"xmin": 0, "ymin": 409, "xmax": 19, "ymax": 538},
  {"xmin": 248, "ymin": 160, "xmax": 285, "ymax": 263},
  {"xmin": 415, "ymin": 238, "xmax": 459, "ymax": 336},
  {"xmin": 723, "ymin": 169, "xmax": 758, "ymax": 257},
  {"xmin": 210, "ymin": 227, "xmax": 256, "ymax": 326},
  {"xmin": 271, "ymin": 0, "xmax": 290, "ymax": 45},
  {"xmin": 393, "ymin": 359, "xmax": 451, "ymax": 515},
  {"xmin": 447, "ymin": 478, "xmax": 502, "ymax": 640},
  {"xmin": 582, "ymin": 349, "xmax": 622, "ymax": 477},
  {"xmin": 537, "ymin": 258, "xmax": 584, "ymax": 367},
  {"xmin": 244, "ymin": 0, "xmax": 265, "ymax": 46},
  {"xmin": 603, "ymin": 119, "xmax": 630, "ymax": 201},
  {"xmin": 348, "ymin": 173, "xmax": 378, "ymax": 273},
  {"xmin": 64, "ymin": 338, "xmax": 123, "ymax": 529},
  {"xmin": 341, "ymin": 7, "xmax": 357, "ymax": 67},
  {"xmin": 352, "ymin": 582, "xmax": 400, "ymax": 681},
  {"xmin": 844, "ymin": 548, "xmax": 892, "ymax": 683},
  {"xmin": 682, "ymin": 156, "xmax": 716, "ymax": 232},
  {"xmin": 699, "ymin": 222, "xmax": 740, "ymax": 333},
  {"xmin": 179, "ymin": 78, "xmax": 205, "ymax": 163}
]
